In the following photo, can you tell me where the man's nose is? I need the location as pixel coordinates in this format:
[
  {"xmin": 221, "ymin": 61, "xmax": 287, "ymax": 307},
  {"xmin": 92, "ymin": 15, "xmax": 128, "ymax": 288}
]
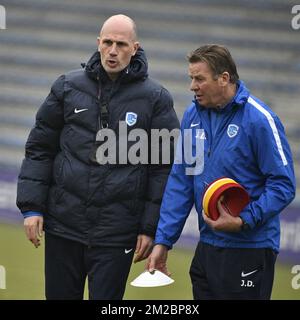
[
  {"xmin": 190, "ymin": 79, "xmax": 197, "ymax": 91},
  {"xmin": 109, "ymin": 43, "xmax": 118, "ymax": 55}
]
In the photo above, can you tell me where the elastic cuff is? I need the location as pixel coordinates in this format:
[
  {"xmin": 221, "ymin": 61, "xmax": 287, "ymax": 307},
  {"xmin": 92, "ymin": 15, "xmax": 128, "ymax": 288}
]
[
  {"xmin": 22, "ymin": 211, "xmax": 43, "ymax": 219},
  {"xmin": 139, "ymin": 228, "xmax": 156, "ymax": 238},
  {"xmin": 154, "ymin": 239, "xmax": 173, "ymax": 250},
  {"xmin": 239, "ymin": 208, "xmax": 255, "ymax": 229}
]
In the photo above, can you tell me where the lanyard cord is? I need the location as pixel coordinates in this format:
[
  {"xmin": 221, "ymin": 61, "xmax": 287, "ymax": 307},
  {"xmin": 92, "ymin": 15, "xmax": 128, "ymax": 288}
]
[
  {"xmin": 98, "ymin": 83, "xmax": 109, "ymax": 129},
  {"xmin": 100, "ymin": 102, "xmax": 109, "ymax": 129}
]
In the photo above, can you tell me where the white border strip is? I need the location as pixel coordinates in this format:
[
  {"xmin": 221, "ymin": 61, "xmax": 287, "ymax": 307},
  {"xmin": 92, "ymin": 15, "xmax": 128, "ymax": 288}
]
[{"xmin": 248, "ymin": 96, "xmax": 287, "ymax": 166}]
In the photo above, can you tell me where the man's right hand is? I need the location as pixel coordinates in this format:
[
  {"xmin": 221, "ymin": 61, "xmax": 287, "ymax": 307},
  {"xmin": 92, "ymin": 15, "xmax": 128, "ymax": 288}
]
[
  {"xmin": 146, "ymin": 244, "xmax": 171, "ymax": 276},
  {"xmin": 24, "ymin": 216, "xmax": 44, "ymax": 248}
]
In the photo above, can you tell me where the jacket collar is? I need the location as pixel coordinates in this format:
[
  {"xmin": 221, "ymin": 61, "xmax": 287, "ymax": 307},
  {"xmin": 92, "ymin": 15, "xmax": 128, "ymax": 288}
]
[
  {"xmin": 84, "ymin": 47, "xmax": 148, "ymax": 83},
  {"xmin": 194, "ymin": 80, "xmax": 250, "ymax": 114}
]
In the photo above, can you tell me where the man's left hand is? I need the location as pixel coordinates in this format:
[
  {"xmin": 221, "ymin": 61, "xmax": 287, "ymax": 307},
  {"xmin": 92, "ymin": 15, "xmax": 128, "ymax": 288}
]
[
  {"xmin": 134, "ymin": 234, "xmax": 153, "ymax": 263},
  {"xmin": 202, "ymin": 198, "xmax": 243, "ymax": 232}
]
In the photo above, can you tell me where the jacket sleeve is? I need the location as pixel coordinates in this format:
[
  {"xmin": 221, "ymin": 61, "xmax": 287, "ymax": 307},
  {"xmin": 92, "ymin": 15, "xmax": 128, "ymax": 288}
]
[
  {"xmin": 154, "ymin": 111, "xmax": 195, "ymax": 248},
  {"xmin": 240, "ymin": 113, "xmax": 296, "ymax": 229},
  {"xmin": 139, "ymin": 87, "xmax": 180, "ymax": 237},
  {"xmin": 16, "ymin": 75, "xmax": 65, "ymax": 214}
]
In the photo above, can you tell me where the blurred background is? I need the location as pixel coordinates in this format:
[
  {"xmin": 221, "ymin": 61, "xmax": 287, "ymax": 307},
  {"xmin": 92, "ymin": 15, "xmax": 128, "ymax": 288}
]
[{"xmin": 0, "ymin": 0, "xmax": 299, "ymax": 299}]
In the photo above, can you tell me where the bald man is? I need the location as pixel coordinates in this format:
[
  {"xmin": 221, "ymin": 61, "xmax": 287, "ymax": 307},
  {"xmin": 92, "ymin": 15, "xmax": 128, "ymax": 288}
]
[
  {"xmin": 17, "ymin": 15, "xmax": 179, "ymax": 299},
  {"xmin": 98, "ymin": 15, "xmax": 139, "ymax": 80}
]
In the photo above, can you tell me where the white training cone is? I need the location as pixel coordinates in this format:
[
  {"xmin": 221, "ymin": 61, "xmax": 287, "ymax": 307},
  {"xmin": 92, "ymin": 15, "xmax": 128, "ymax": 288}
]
[{"xmin": 130, "ymin": 270, "xmax": 174, "ymax": 287}]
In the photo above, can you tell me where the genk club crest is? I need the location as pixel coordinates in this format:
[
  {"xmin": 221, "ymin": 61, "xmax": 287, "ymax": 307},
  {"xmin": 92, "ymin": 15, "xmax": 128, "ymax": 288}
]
[
  {"xmin": 125, "ymin": 112, "xmax": 138, "ymax": 126},
  {"xmin": 227, "ymin": 124, "xmax": 239, "ymax": 138}
]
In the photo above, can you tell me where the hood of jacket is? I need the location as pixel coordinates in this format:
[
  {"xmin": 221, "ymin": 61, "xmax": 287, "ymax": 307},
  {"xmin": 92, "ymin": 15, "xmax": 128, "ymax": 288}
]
[{"xmin": 84, "ymin": 47, "xmax": 148, "ymax": 83}]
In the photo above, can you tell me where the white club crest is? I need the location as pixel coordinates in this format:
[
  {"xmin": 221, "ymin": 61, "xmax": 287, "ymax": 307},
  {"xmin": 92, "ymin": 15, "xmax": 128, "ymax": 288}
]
[
  {"xmin": 227, "ymin": 124, "xmax": 239, "ymax": 138},
  {"xmin": 125, "ymin": 112, "xmax": 138, "ymax": 126}
]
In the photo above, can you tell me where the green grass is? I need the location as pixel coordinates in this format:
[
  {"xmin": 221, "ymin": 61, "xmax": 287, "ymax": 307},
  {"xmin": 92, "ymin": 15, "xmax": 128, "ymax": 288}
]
[{"xmin": 0, "ymin": 223, "xmax": 299, "ymax": 300}]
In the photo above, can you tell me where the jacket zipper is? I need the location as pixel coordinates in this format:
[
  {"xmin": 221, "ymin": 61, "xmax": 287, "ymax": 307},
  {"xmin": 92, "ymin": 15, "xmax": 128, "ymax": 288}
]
[
  {"xmin": 97, "ymin": 79, "xmax": 101, "ymax": 132},
  {"xmin": 208, "ymin": 111, "xmax": 221, "ymax": 157},
  {"xmin": 200, "ymin": 110, "xmax": 212, "ymax": 158}
]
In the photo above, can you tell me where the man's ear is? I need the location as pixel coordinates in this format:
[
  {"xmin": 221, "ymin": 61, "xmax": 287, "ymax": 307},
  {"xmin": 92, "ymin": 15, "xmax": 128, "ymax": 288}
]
[
  {"xmin": 218, "ymin": 72, "xmax": 230, "ymax": 87},
  {"xmin": 97, "ymin": 37, "xmax": 101, "ymax": 51},
  {"xmin": 132, "ymin": 42, "xmax": 140, "ymax": 56}
]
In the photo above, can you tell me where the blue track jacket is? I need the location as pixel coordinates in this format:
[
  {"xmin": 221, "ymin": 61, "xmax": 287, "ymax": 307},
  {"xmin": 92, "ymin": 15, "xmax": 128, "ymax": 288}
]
[{"xmin": 155, "ymin": 81, "xmax": 296, "ymax": 252}]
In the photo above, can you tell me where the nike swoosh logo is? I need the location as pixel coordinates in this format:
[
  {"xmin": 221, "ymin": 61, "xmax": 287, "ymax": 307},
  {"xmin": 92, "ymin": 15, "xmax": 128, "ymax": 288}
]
[
  {"xmin": 125, "ymin": 248, "xmax": 133, "ymax": 254},
  {"xmin": 74, "ymin": 108, "xmax": 88, "ymax": 114},
  {"xmin": 191, "ymin": 123, "xmax": 200, "ymax": 127},
  {"xmin": 241, "ymin": 269, "xmax": 258, "ymax": 277}
]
